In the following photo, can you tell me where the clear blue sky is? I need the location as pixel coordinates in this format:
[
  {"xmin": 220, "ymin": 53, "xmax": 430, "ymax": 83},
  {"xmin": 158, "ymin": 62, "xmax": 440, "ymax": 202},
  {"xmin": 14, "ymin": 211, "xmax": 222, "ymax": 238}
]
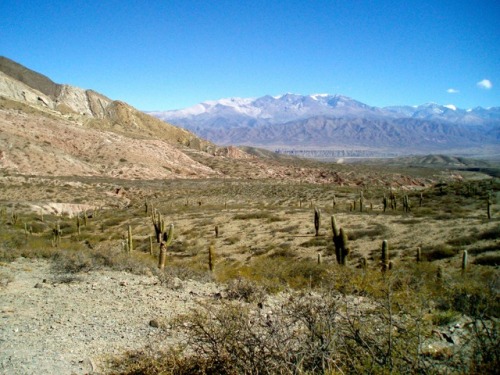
[{"xmin": 1, "ymin": 0, "xmax": 499, "ymax": 110}]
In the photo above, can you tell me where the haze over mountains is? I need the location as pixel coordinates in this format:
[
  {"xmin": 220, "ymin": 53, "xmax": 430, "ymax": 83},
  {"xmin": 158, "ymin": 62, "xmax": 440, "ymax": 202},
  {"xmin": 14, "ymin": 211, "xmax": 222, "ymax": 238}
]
[{"xmin": 150, "ymin": 94, "xmax": 500, "ymax": 158}]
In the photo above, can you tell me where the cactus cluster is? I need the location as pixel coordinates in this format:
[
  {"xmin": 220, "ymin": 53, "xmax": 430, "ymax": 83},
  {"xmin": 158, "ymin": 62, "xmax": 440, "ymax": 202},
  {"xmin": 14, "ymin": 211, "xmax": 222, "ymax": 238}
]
[
  {"xmin": 331, "ymin": 215, "xmax": 350, "ymax": 265},
  {"xmin": 150, "ymin": 209, "xmax": 175, "ymax": 269},
  {"xmin": 152, "ymin": 210, "xmax": 172, "ymax": 243},
  {"xmin": 52, "ymin": 222, "xmax": 62, "ymax": 247},
  {"xmin": 390, "ymin": 190, "xmax": 397, "ymax": 210},
  {"xmin": 402, "ymin": 195, "xmax": 411, "ymax": 213},
  {"xmin": 11, "ymin": 210, "xmax": 19, "ymax": 225}
]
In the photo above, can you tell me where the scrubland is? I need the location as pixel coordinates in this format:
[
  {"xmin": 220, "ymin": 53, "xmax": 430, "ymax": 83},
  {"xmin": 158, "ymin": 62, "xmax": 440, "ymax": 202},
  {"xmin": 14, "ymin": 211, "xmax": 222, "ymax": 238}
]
[{"xmin": 0, "ymin": 165, "xmax": 498, "ymax": 374}]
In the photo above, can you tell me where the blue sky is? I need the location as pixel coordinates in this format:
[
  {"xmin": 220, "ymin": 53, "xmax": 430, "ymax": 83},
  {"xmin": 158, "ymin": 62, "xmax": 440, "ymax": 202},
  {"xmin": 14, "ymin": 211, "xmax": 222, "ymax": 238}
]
[{"xmin": 1, "ymin": 0, "xmax": 498, "ymax": 110}]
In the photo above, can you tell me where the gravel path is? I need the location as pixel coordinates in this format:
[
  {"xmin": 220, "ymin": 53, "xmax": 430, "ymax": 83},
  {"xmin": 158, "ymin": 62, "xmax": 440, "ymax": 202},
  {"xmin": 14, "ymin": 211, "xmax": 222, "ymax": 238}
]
[{"xmin": 0, "ymin": 258, "xmax": 220, "ymax": 374}]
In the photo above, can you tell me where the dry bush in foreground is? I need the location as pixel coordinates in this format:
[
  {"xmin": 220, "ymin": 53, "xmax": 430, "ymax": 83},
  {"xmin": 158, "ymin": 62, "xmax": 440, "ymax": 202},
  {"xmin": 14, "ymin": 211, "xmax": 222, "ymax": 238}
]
[{"xmin": 111, "ymin": 266, "xmax": 499, "ymax": 374}]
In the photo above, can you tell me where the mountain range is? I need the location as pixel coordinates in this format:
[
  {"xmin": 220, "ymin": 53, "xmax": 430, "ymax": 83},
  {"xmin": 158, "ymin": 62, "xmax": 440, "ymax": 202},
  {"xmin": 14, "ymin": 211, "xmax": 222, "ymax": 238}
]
[
  {"xmin": 0, "ymin": 56, "xmax": 496, "ymax": 189},
  {"xmin": 149, "ymin": 94, "xmax": 500, "ymax": 158}
]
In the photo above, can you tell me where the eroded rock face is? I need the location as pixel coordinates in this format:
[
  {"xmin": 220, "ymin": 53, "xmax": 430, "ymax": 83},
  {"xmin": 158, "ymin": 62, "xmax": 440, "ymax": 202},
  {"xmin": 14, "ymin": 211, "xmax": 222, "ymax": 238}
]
[
  {"xmin": 0, "ymin": 56, "xmax": 115, "ymax": 118},
  {"xmin": 55, "ymin": 85, "xmax": 113, "ymax": 117}
]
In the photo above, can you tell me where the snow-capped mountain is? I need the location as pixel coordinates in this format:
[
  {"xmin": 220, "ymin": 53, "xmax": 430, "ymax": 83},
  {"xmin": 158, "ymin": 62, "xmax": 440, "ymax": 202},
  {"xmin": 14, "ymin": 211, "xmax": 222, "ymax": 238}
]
[
  {"xmin": 150, "ymin": 94, "xmax": 392, "ymax": 129},
  {"xmin": 148, "ymin": 94, "xmax": 500, "ymax": 157}
]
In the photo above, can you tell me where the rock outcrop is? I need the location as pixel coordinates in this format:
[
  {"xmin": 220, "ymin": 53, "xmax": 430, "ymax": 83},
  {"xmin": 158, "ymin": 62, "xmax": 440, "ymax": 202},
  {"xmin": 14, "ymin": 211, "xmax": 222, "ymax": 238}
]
[{"xmin": 0, "ymin": 57, "xmax": 114, "ymax": 117}]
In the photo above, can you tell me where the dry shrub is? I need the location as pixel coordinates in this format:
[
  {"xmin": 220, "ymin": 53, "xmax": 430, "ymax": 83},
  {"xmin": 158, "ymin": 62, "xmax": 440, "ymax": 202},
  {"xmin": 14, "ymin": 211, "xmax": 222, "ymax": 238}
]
[
  {"xmin": 469, "ymin": 244, "xmax": 499, "ymax": 255},
  {"xmin": 300, "ymin": 237, "xmax": 328, "ymax": 248},
  {"xmin": 422, "ymin": 244, "xmax": 458, "ymax": 261},
  {"xmin": 0, "ymin": 269, "xmax": 14, "ymax": 287},
  {"xmin": 113, "ymin": 278, "xmax": 495, "ymax": 374},
  {"xmin": 473, "ymin": 255, "xmax": 500, "ymax": 266},
  {"xmin": 51, "ymin": 246, "xmax": 156, "ymax": 275},
  {"xmin": 233, "ymin": 211, "xmax": 273, "ymax": 220},
  {"xmin": 348, "ymin": 223, "xmax": 389, "ymax": 241},
  {"xmin": 224, "ymin": 277, "xmax": 265, "ymax": 303}
]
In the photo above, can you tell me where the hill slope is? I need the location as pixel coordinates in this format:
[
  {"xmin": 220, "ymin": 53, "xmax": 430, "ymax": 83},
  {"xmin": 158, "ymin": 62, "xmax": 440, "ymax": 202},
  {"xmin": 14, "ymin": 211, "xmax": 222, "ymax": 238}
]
[{"xmin": 0, "ymin": 57, "xmax": 222, "ymax": 179}]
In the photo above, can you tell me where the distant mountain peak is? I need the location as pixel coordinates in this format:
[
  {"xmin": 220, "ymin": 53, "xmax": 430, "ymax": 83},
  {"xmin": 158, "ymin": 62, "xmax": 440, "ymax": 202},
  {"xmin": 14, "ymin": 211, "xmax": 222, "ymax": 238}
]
[{"xmin": 148, "ymin": 93, "xmax": 500, "ymax": 157}]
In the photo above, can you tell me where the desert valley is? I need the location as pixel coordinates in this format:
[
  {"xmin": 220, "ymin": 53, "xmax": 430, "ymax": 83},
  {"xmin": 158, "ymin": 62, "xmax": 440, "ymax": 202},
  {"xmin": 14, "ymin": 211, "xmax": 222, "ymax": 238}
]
[{"xmin": 0, "ymin": 56, "xmax": 498, "ymax": 374}]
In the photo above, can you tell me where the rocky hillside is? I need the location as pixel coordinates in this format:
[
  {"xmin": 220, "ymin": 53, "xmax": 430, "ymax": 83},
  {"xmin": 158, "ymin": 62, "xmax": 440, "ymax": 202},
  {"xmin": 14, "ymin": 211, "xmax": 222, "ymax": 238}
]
[{"xmin": 0, "ymin": 57, "xmax": 241, "ymax": 179}]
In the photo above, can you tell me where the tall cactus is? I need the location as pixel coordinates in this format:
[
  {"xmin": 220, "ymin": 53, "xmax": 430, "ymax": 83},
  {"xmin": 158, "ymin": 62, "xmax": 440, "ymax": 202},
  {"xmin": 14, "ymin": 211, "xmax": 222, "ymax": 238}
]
[
  {"xmin": 381, "ymin": 239, "xmax": 389, "ymax": 271},
  {"xmin": 359, "ymin": 191, "xmax": 364, "ymax": 212},
  {"xmin": 462, "ymin": 250, "xmax": 468, "ymax": 272},
  {"xmin": 331, "ymin": 215, "xmax": 341, "ymax": 263},
  {"xmin": 158, "ymin": 242, "xmax": 167, "ymax": 270},
  {"xmin": 339, "ymin": 228, "xmax": 350, "ymax": 265},
  {"xmin": 158, "ymin": 224, "xmax": 174, "ymax": 270},
  {"xmin": 382, "ymin": 194, "xmax": 388, "ymax": 212},
  {"xmin": 127, "ymin": 225, "xmax": 133, "ymax": 252},
  {"xmin": 437, "ymin": 266, "xmax": 443, "ymax": 280},
  {"xmin": 359, "ymin": 256, "xmax": 368, "ymax": 270},
  {"xmin": 152, "ymin": 210, "xmax": 167, "ymax": 243},
  {"xmin": 314, "ymin": 207, "xmax": 321, "ymax": 237},
  {"xmin": 208, "ymin": 244, "xmax": 215, "ymax": 271},
  {"xmin": 487, "ymin": 192, "xmax": 492, "ymax": 220},
  {"xmin": 76, "ymin": 214, "xmax": 81, "ymax": 236},
  {"xmin": 164, "ymin": 223, "xmax": 174, "ymax": 246}
]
